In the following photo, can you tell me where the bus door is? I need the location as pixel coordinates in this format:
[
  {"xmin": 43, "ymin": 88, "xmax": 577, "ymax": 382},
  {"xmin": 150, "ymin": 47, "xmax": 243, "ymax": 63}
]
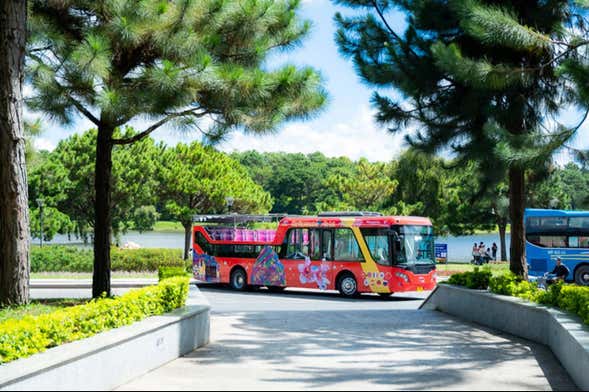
[{"xmin": 282, "ymin": 228, "xmax": 332, "ymax": 290}]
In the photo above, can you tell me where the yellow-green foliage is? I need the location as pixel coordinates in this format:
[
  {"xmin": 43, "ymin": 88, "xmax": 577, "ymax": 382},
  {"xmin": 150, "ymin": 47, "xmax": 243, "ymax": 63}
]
[
  {"xmin": 489, "ymin": 273, "xmax": 589, "ymax": 325},
  {"xmin": 158, "ymin": 266, "xmax": 190, "ymax": 281},
  {"xmin": 0, "ymin": 277, "xmax": 189, "ymax": 364},
  {"xmin": 446, "ymin": 267, "xmax": 492, "ymax": 289},
  {"xmin": 556, "ymin": 285, "xmax": 589, "ymax": 324}
]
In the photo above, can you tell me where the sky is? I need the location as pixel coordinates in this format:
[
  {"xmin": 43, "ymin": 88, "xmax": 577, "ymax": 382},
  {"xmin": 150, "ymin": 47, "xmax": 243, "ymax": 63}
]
[{"xmin": 32, "ymin": 0, "xmax": 589, "ymax": 164}]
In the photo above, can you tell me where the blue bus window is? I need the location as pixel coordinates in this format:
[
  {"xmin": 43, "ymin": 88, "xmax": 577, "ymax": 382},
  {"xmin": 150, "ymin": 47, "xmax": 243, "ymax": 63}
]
[
  {"xmin": 569, "ymin": 236, "xmax": 579, "ymax": 248},
  {"xmin": 526, "ymin": 217, "xmax": 541, "ymax": 229},
  {"xmin": 541, "ymin": 217, "xmax": 567, "ymax": 229},
  {"xmin": 569, "ymin": 217, "xmax": 589, "ymax": 229}
]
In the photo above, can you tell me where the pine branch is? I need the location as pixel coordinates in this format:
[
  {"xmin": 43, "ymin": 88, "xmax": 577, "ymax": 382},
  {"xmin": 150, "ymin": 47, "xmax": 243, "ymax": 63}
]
[
  {"xmin": 68, "ymin": 95, "xmax": 100, "ymax": 125},
  {"xmin": 369, "ymin": 0, "xmax": 417, "ymax": 58},
  {"xmin": 111, "ymin": 107, "xmax": 207, "ymax": 145}
]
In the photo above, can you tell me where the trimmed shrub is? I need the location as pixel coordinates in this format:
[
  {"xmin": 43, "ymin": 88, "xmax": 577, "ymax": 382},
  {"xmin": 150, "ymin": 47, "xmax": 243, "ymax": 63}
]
[
  {"xmin": 158, "ymin": 266, "xmax": 191, "ymax": 281},
  {"xmin": 31, "ymin": 246, "xmax": 187, "ymax": 272},
  {"xmin": 487, "ymin": 272, "xmax": 589, "ymax": 325},
  {"xmin": 0, "ymin": 277, "xmax": 189, "ymax": 364},
  {"xmin": 446, "ymin": 267, "xmax": 491, "ymax": 289},
  {"xmin": 556, "ymin": 285, "xmax": 589, "ymax": 323}
]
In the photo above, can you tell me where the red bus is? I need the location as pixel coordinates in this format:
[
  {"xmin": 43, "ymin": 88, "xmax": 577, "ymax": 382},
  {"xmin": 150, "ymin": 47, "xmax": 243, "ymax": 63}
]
[{"xmin": 191, "ymin": 212, "xmax": 437, "ymax": 297}]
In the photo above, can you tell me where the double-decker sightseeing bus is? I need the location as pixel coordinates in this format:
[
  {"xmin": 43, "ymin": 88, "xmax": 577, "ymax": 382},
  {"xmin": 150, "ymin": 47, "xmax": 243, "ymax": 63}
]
[
  {"xmin": 191, "ymin": 212, "xmax": 437, "ymax": 297},
  {"xmin": 525, "ymin": 208, "xmax": 589, "ymax": 286}
]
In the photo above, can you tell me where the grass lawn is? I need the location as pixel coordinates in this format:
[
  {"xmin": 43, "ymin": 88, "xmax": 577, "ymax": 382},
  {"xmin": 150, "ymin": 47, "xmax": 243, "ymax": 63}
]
[
  {"xmin": 152, "ymin": 220, "xmax": 184, "ymax": 232},
  {"xmin": 436, "ymin": 262, "xmax": 509, "ymax": 276},
  {"xmin": 0, "ymin": 298, "xmax": 87, "ymax": 323},
  {"xmin": 30, "ymin": 271, "xmax": 158, "ymax": 280}
]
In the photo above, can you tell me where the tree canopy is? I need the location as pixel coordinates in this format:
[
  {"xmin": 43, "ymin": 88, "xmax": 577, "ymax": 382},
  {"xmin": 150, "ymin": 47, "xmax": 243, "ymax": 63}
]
[
  {"xmin": 159, "ymin": 142, "xmax": 272, "ymax": 258},
  {"xmin": 27, "ymin": 0, "xmax": 327, "ymax": 296},
  {"xmin": 333, "ymin": 0, "xmax": 589, "ymax": 277},
  {"xmin": 28, "ymin": 128, "xmax": 161, "ymax": 241}
]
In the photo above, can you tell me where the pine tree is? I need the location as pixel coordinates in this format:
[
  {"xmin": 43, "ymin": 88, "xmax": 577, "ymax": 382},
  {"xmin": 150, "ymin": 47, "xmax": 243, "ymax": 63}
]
[
  {"xmin": 334, "ymin": 0, "xmax": 589, "ymax": 278},
  {"xmin": 0, "ymin": 0, "xmax": 29, "ymax": 306},
  {"xmin": 28, "ymin": 0, "xmax": 326, "ymax": 297}
]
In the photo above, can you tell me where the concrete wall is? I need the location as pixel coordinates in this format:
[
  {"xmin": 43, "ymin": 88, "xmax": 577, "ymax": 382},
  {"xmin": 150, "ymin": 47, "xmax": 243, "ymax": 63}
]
[
  {"xmin": 421, "ymin": 285, "xmax": 589, "ymax": 390},
  {"xmin": 0, "ymin": 285, "xmax": 210, "ymax": 391}
]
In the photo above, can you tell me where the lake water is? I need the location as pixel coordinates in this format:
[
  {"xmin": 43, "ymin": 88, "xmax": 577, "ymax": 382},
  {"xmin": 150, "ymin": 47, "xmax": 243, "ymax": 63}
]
[{"xmin": 42, "ymin": 231, "xmax": 510, "ymax": 263}]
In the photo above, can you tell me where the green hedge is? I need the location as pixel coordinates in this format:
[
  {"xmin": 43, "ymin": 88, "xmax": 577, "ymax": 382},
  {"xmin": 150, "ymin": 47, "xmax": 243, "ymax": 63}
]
[
  {"xmin": 447, "ymin": 269, "xmax": 589, "ymax": 325},
  {"xmin": 446, "ymin": 267, "xmax": 492, "ymax": 289},
  {"xmin": 31, "ymin": 246, "xmax": 187, "ymax": 272},
  {"xmin": 0, "ymin": 277, "xmax": 190, "ymax": 364},
  {"xmin": 158, "ymin": 266, "xmax": 191, "ymax": 281}
]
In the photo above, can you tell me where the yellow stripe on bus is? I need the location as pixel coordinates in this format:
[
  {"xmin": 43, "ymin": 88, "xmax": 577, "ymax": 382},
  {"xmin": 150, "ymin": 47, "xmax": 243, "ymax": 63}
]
[{"xmin": 351, "ymin": 226, "xmax": 390, "ymax": 293}]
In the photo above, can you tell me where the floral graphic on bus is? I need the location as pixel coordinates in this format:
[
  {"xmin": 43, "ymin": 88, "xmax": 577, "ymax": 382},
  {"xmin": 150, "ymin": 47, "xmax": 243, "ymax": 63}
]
[
  {"xmin": 298, "ymin": 256, "xmax": 330, "ymax": 290},
  {"xmin": 362, "ymin": 271, "xmax": 389, "ymax": 288},
  {"xmin": 251, "ymin": 246, "xmax": 286, "ymax": 286},
  {"xmin": 193, "ymin": 253, "xmax": 220, "ymax": 283}
]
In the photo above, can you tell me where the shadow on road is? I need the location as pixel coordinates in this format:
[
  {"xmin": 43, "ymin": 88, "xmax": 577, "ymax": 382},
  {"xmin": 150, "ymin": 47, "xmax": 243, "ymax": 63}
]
[
  {"xmin": 196, "ymin": 283, "xmax": 426, "ymax": 302},
  {"xmin": 182, "ymin": 309, "xmax": 576, "ymax": 391}
]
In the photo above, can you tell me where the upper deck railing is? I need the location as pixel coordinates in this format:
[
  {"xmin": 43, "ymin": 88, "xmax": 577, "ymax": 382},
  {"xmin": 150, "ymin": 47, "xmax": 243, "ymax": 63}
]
[{"xmin": 192, "ymin": 213, "xmax": 288, "ymax": 224}]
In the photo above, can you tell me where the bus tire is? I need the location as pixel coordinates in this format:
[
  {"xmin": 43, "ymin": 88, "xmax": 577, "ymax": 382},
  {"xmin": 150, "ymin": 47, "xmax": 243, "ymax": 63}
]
[
  {"xmin": 337, "ymin": 272, "xmax": 358, "ymax": 297},
  {"xmin": 574, "ymin": 264, "xmax": 589, "ymax": 286},
  {"xmin": 267, "ymin": 286, "xmax": 285, "ymax": 293},
  {"xmin": 230, "ymin": 268, "xmax": 248, "ymax": 291}
]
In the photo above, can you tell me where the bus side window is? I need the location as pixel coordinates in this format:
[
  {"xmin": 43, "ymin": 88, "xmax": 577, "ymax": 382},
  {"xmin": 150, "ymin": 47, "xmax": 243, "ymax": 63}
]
[
  {"xmin": 309, "ymin": 229, "xmax": 322, "ymax": 260},
  {"xmin": 285, "ymin": 228, "xmax": 310, "ymax": 259},
  {"xmin": 334, "ymin": 229, "xmax": 364, "ymax": 262},
  {"xmin": 322, "ymin": 230, "xmax": 333, "ymax": 261}
]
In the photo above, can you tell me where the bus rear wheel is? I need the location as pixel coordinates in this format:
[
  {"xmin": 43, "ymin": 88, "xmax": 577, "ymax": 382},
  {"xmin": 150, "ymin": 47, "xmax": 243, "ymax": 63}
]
[
  {"xmin": 574, "ymin": 265, "xmax": 589, "ymax": 286},
  {"xmin": 337, "ymin": 273, "xmax": 358, "ymax": 297},
  {"xmin": 230, "ymin": 268, "xmax": 248, "ymax": 291}
]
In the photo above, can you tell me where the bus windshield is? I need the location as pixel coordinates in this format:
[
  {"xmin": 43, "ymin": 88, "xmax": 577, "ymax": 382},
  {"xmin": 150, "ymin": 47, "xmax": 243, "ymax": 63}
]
[{"xmin": 396, "ymin": 225, "xmax": 435, "ymax": 265}]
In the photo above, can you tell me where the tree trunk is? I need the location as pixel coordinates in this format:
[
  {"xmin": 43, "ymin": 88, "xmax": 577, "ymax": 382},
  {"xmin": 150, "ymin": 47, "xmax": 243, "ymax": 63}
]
[
  {"xmin": 93, "ymin": 124, "xmax": 114, "ymax": 298},
  {"xmin": 183, "ymin": 224, "xmax": 191, "ymax": 260},
  {"xmin": 498, "ymin": 221, "xmax": 507, "ymax": 262},
  {"xmin": 0, "ymin": 0, "xmax": 29, "ymax": 306},
  {"xmin": 509, "ymin": 166, "xmax": 527, "ymax": 278}
]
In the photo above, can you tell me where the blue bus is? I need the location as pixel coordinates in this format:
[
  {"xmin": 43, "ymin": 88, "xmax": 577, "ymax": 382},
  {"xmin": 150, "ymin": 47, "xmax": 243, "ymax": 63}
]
[{"xmin": 525, "ymin": 208, "xmax": 589, "ymax": 286}]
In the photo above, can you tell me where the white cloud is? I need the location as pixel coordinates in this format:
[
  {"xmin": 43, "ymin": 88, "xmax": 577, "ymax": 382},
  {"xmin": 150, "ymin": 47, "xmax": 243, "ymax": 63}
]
[
  {"xmin": 34, "ymin": 137, "xmax": 56, "ymax": 151},
  {"xmin": 218, "ymin": 105, "xmax": 408, "ymax": 161}
]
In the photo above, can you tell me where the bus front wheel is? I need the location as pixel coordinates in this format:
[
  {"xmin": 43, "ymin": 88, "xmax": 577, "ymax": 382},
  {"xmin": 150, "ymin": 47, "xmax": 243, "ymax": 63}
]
[
  {"xmin": 337, "ymin": 273, "xmax": 358, "ymax": 297},
  {"xmin": 230, "ymin": 268, "xmax": 248, "ymax": 291},
  {"xmin": 574, "ymin": 265, "xmax": 589, "ymax": 286}
]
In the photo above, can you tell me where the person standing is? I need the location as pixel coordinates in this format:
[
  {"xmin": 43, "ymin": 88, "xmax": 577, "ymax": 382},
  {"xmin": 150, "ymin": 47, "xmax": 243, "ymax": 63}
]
[
  {"xmin": 492, "ymin": 242, "xmax": 498, "ymax": 261},
  {"xmin": 472, "ymin": 243, "xmax": 480, "ymax": 264}
]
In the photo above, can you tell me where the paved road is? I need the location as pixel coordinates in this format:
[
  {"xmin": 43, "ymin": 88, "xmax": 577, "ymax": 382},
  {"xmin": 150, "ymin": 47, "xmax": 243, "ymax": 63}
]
[{"xmin": 117, "ymin": 285, "xmax": 576, "ymax": 391}]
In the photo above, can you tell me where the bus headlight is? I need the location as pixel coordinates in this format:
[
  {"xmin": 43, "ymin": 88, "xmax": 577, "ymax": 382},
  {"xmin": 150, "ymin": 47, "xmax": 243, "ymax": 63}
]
[{"xmin": 395, "ymin": 272, "xmax": 409, "ymax": 283}]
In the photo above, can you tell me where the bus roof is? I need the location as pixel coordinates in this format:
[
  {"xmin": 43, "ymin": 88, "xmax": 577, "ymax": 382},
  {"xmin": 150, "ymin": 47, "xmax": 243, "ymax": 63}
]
[
  {"xmin": 279, "ymin": 215, "xmax": 432, "ymax": 227},
  {"xmin": 525, "ymin": 208, "xmax": 589, "ymax": 217}
]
